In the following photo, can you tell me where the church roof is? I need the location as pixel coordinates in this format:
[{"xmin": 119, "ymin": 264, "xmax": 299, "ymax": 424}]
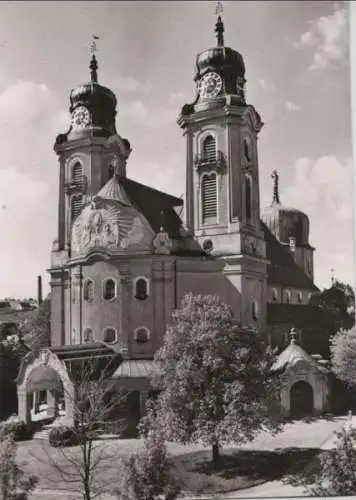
[
  {"xmin": 262, "ymin": 222, "xmax": 319, "ymax": 292},
  {"xmin": 272, "ymin": 341, "xmax": 315, "ymax": 372}
]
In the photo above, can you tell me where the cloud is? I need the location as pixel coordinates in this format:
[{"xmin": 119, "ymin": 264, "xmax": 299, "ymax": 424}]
[
  {"xmin": 169, "ymin": 92, "xmax": 185, "ymax": 107},
  {"xmin": 111, "ymin": 76, "xmax": 151, "ymax": 94},
  {"xmin": 120, "ymin": 99, "xmax": 177, "ymax": 130},
  {"xmin": 295, "ymin": 3, "xmax": 348, "ymax": 71},
  {"xmin": 285, "ymin": 101, "xmax": 301, "ymax": 112},
  {"xmin": 281, "ymin": 155, "xmax": 354, "ymax": 288}
]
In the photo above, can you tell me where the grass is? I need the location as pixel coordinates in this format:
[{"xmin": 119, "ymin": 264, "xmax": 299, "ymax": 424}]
[{"xmin": 17, "ymin": 416, "xmax": 347, "ymax": 498}]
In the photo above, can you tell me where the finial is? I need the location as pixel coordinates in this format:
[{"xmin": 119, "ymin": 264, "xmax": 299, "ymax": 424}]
[
  {"xmin": 89, "ymin": 34, "xmax": 100, "ymax": 83},
  {"xmin": 271, "ymin": 170, "xmax": 280, "ymax": 204},
  {"xmin": 330, "ymin": 269, "xmax": 335, "ymax": 287},
  {"xmin": 215, "ymin": 1, "xmax": 224, "ymax": 47},
  {"xmin": 290, "ymin": 328, "xmax": 297, "ymax": 345},
  {"xmin": 159, "ymin": 210, "xmax": 165, "ymax": 232}
]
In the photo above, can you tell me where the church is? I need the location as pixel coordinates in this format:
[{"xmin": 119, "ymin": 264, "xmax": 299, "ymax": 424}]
[{"xmin": 16, "ymin": 12, "xmax": 331, "ymax": 429}]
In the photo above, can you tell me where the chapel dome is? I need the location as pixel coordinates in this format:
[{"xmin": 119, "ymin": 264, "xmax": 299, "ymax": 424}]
[
  {"xmin": 261, "ymin": 171, "xmax": 310, "ymax": 246},
  {"xmin": 71, "ymin": 176, "xmax": 154, "ymax": 257}
]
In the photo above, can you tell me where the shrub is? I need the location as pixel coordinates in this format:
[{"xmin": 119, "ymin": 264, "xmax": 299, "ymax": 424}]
[
  {"xmin": 49, "ymin": 426, "xmax": 78, "ymax": 448},
  {"xmin": 115, "ymin": 427, "xmax": 180, "ymax": 500},
  {"xmin": 0, "ymin": 419, "xmax": 33, "ymax": 441}
]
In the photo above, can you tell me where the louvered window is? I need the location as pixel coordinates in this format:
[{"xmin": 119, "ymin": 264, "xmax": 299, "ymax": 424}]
[
  {"xmin": 245, "ymin": 176, "xmax": 252, "ymax": 222},
  {"xmin": 72, "ymin": 162, "xmax": 83, "ymax": 184},
  {"xmin": 71, "ymin": 195, "xmax": 83, "ymax": 222},
  {"xmin": 202, "ymin": 173, "xmax": 217, "ymax": 224},
  {"xmin": 202, "ymin": 135, "xmax": 216, "ymax": 162}
]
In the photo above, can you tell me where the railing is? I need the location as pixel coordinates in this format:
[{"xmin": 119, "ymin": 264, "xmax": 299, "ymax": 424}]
[
  {"xmin": 64, "ymin": 176, "xmax": 88, "ymax": 194},
  {"xmin": 194, "ymin": 151, "xmax": 225, "ymax": 172}
]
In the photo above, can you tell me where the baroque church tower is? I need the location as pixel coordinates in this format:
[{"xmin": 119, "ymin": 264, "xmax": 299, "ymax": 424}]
[{"xmin": 177, "ymin": 12, "xmax": 268, "ymax": 328}]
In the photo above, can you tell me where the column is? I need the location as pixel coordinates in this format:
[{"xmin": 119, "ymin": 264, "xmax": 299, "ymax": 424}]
[
  {"xmin": 33, "ymin": 392, "xmax": 41, "ymax": 414},
  {"xmin": 17, "ymin": 390, "xmax": 31, "ymax": 425},
  {"xmin": 47, "ymin": 390, "xmax": 59, "ymax": 419}
]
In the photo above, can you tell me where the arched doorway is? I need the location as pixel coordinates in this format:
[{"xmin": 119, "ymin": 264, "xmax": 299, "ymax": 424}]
[{"xmin": 290, "ymin": 381, "xmax": 314, "ymax": 417}]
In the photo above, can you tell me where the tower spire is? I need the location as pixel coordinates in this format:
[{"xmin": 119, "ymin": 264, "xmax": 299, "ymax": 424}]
[
  {"xmin": 271, "ymin": 170, "xmax": 280, "ymax": 205},
  {"xmin": 215, "ymin": 1, "xmax": 224, "ymax": 47},
  {"xmin": 89, "ymin": 34, "xmax": 100, "ymax": 83}
]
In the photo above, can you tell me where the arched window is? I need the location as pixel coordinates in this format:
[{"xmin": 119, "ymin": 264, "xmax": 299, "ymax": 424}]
[
  {"xmin": 71, "ymin": 162, "xmax": 83, "ymax": 184},
  {"xmin": 245, "ymin": 176, "xmax": 252, "ymax": 223},
  {"xmin": 71, "ymin": 194, "xmax": 83, "ymax": 222},
  {"xmin": 202, "ymin": 173, "xmax": 217, "ymax": 224},
  {"xmin": 202, "ymin": 135, "xmax": 217, "ymax": 162},
  {"xmin": 252, "ymin": 301, "xmax": 259, "ymax": 321},
  {"xmin": 134, "ymin": 327, "xmax": 150, "ymax": 344},
  {"xmin": 284, "ymin": 289, "xmax": 292, "ymax": 304},
  {"xmin": 135, "ymin": 278, "xmax": 149, "ymax": 301},
  {"xmin": 103, "ymin": 279, "xmax": 116, "ymax": 300},
  {"xmin": 83, "ymin": 280, "xmax": 94, "ymax": 302},
  {"xmin": 108, "ymin": 164, "xmax": 115, "ymax": 179},
  {"xmin": 103, "ymin": 327, "xmax": 117, "ymax": 343},
  {"xmin": 83, "ymin": 328, "xmax": 93, "ymax": 343},
  {"xmin": 272, "ymin": 288, "xmax": 278, "ymax": 302},
  {"xmin": 297, "ymin": 291, "xmax": 303, "ymax": 303}
]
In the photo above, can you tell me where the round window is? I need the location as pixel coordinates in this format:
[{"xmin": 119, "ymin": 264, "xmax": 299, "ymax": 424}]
[
  {"xmin": 135, "ymin": 328, "xmax": 149, "ymax": 344},
  {"xmin": 203, "ymin": 239, "xmax": 213, "ymax": 253}
]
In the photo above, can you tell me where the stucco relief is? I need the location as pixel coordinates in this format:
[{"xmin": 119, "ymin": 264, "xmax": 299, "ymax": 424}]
[{"xmin": 71, "ymin": 197, "xmax": 149, "ymax": 255}]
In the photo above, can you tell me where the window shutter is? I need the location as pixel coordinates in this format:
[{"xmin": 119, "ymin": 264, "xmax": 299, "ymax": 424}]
[
  {"xmin": 72, "ymin": 163, "xmax": 83, "ymax": 184},
  {"xmin": 71, "ymin": 195, "xmax": 83, "ymax": 222},
  {"xmin": 202, "ymin": 174, "xmax": 217, "ymax": 223},
  {"xmin": 202, "ymin": 136, "xmax": 217, "ymax": 162}
]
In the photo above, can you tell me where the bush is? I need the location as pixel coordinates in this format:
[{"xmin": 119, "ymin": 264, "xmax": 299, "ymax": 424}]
[
  {"xmin": 0, "ymin": 420, "xmax": 33, "ymax": 441},
  {"xmin": 49, "ymin": 426, "xmax": 78, "ymax": 448},
  {"xmin": 115, "ymin": 427, "xmax": 180, "ymax": 500}
]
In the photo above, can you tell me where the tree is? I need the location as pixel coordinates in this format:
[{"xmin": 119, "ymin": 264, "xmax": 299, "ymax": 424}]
[
  {"xmin": 330, "ymin": 327, "xmax": 356, "ymax": 388},
  {"xmin": 0, "ymin": 428, "xmax": 38, "ymax": 499},
  {"xmin": 20, "ymin": 296, "xmax": 51, "ymax": 351},
  {"xmin": 36, "ymin": 357, "xmax": 126, "ymax": 500},
  {"xmin": 144, "ymin": 293, "xmax": 283, "ymax": 465}
]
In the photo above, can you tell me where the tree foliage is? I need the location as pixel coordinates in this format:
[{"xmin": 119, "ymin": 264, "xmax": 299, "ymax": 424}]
[
  {"xmin": 20, "ymin": 297, "xmax": 51, "ymax": 351},
  {"xmin": 0, "ymin": 428, "xmax": 38, "ymax": 499},
  {"xmin": 330, "ymin": 327, "xmax": 356, "ymax": 388},
  {"xmin": 145, "ymin": 293, "xmax": 283, "ymax": 464}
]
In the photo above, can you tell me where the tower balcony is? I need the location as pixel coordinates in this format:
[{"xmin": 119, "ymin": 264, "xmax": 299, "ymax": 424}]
[
  {"xmin": 194, "ymin": 151, "xmax": 225, "ymax": 173},
  {"xmin": 64, "ymin": 176, "xmax": 88, "ymax": 195}
]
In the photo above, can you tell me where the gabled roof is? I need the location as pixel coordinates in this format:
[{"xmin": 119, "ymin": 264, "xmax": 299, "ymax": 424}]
[
  {"xmin": 262, "ymin": 221, "xmax": 319, "ymax": 292},
  {"xmin": 272, "ymin": 340, "xmax": 328, "ymax": 373},
  {"xmin": 119, "ymin": 176, "xmax": 184, "ymax": 239}
]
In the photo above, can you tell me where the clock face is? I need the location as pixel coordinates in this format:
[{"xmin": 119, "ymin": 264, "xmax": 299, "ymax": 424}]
[
  {"xmin": 71, "ymin": 106, "xmax": 90, "ymax": 129},
  {"xmin": 199, "ymin": 72, "xmax": 223, "ymax": 99}
]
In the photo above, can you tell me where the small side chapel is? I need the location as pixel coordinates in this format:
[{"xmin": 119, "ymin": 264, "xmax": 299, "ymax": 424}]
[{"xmin": 17, "ymin": 10, "xmax": 323, "ymax": 427}]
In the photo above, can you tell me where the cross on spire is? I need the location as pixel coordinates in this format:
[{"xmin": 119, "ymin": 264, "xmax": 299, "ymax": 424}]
[
  {"xmin": 214, "ymin": 1, "xmax": 224, "ymax": 47},
  {"xmin": 89, "ymin": 34, "xmax": 100, "ymax": 83},
  {"xmin": 271, "ymin": 170, "xmax": 280, "ymax": 205}
]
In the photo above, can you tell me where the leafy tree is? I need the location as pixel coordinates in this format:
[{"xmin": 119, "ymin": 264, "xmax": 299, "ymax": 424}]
[
  {"xmin": 20, "ymin": 296, "xmax": 51, "ymax": 351},
  {"xmin": 144, "ymin": 293, "xmax": 283, "ymax": 465},
  {"xmin": 0, "ymin": 427, "xmax": 38, "ymax": 499},
  {"xmin": 330, "ymin": 327, "xmax": 356, "ymax": 388}
]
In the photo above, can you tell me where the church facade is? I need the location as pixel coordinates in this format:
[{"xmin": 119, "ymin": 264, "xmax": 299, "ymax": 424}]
[{"xmin": 17, "ymin": 14, "xmax": 323, "ymax": 426}]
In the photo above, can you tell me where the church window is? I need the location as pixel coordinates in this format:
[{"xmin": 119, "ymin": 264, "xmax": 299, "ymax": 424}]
[
  {"xmin": 83, "ymin": 280, "xmax": 94, "ymax": 302},
  {"xmin": 245, "ymin": 176, "xmax": 252, "ymax": 223},
  {"xmin": 103, "ymin": 327, "xmax": 117, "ymax": 343},
  {"xmin": 108, "ymin": 163, "xmax": 115, "ymax": 179},
  {"xmin": 243, "ymin": 137, "xmax": 252, "ymax": 162},
  {"xmin": 71, "ymin": 162, "xmax": 83, "ymax": 184},
  {"xmin": 134, "ymin": 327, "xmax": 150, "ymax": 344},
  {"xmin": 252, "ymin": 301, "xmax": 259, "ymax": 321},
  {"xmin": 83, "ymin": 328, "xmax": 94, "ymax": 343},
  {"xmin": 298, "ymin": 291, "xmax": 303, "ymax": 303},
  {"xmin": 202, "ymin": 135, "xmax": 217, "ymax": 162},
  {"xmin": 71, "ymin": 194, "xmax": 83, "ymax": 222},
  {"xmin": 202, "ymin": 173, "xmax": 217, "ymax": 224},
  {"xmin": 135, "ymin": 278, "xmax": 149, "ymax": 301},
  {"xmin": 272, "ymin": 288, "xmax": 278, "ymax": 301},
  {"xmin": 284, "ymin": 289, "xmax": 292, "ymax": 304},
  {"xmin": 103, "ymin": 278, "xmax": 116, "ymax": 301}
]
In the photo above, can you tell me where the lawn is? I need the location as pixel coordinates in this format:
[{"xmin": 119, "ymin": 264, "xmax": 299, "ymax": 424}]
[{"xmin": 18, "ymin": 416, "xmax": 347, "ymax": 498}]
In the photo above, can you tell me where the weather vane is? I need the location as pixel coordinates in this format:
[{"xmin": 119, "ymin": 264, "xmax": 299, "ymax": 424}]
[
  {"xmin": 89, "ymin": 34, "xmax": 100, "ymax": 55},
  {"xmin": 215, "ymin": 1, "xmax": 223, "ymax": 16}
]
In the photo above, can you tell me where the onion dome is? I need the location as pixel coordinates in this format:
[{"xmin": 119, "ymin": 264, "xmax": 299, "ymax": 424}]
[
  {"xmin": 71, "ymin": 175, "xmax": 154, "ymax": 257},
  {"xmin": 180, "ymin": 7, "xmax": 247, "ymax": 117},
  {"xmin": 262, "ymin": 170, "xmax": 310, "ymax": 246}
]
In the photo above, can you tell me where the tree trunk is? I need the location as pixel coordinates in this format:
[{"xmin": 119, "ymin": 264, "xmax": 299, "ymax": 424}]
[{"xmin": 212, "ymin": 441, "xmax": 220, "ymax": 465}]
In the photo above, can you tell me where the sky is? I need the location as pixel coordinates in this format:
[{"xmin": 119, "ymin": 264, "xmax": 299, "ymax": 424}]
[{"xmin": 0, "ymin": 0, "xmax": 353, "ymax": 298}]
